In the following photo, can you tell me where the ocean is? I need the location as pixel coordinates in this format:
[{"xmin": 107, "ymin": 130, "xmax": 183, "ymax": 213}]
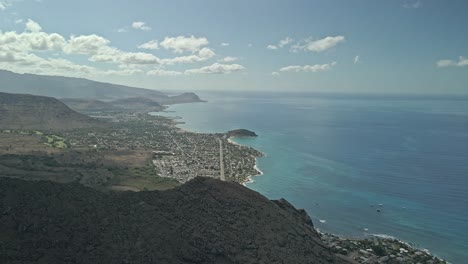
[{"xmin": 157, "ymin": 91, "xmax": 468, "ymax": 263}]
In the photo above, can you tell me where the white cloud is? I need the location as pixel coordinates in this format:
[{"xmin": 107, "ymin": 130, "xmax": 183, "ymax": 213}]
[
  {"xmin": 90, "ymin": 51, "xmax": 160, "ymax": 65},
  {"xmin": 0, "ymin": 0, "xmax": 23, "ymax": 11},
  {"xmin": 0, "ymin": 20, "xmax": 226, "ymax": 78},
  {"xmin": 14, "ymin": 19, "xmax": 23, "ymax": 24},
  {"xmin": 198, "ymin": 47, "xmax": 215, "ymax": 58},
  {"xmin": 403, "ymin": 1, "xmax": 422, "ymax": 9},
  {"xmin": 131, "ymin": 21, "xmax": 151, "ymax": 31},
  {"xmin": 292, "ymin": 36, "xmax": 345, "ymax": 52},
  {"xmin": 354, "ymin": 55, "xmax": 360, "ymax": 64},
  {"xmin": 117, "ymin": 28, "xmax": 128, "ymax": 33},
  {"xmin": 160, "ymin": 47, "xmax": 215, "ymax": 65},
  {"xmin": 138, "ymin": 40, "xmax": 159, "ymax": 50},
  {"xmin": 0, "ymin": 51, "xmax": 97, "ymax": 76},
  {"xmin": 267, "ymin": 37, "xmax": 294, "ymax": 50},
  {"xmin": 436, "ymin": 60, "xmax": 454, "ymax": 68},
  {"xmin": 160, "ymin": 35, "xmax": 209, "ymax": 53},
  {"xmin": 0, "ymin": 30, "xmax": 66, "ymax": 52},
  {"xmin": 278, "ymin": 37, "xmax": 294, "ymax": 48},
  {"xmin": 279, "ymin": 62, "xmax": 337, "ymax": 73},
  {"xmin": 0, "ymin": 26, "xmax": 161, "ymax": 68},
  {"xmin": 64, "ymin": 34, "xmax": 161, "ymax": 65},
  {"xmin": 102, "ymin": 68, "xmax": 143, "ymax": 76},
  {"xmin": 220, "ymin": 43, "xmax": 230, "ymax": 46},
  {"xmin": 25, "ymin": 19, "xmax": 42, "ymax": 32},
  {"xmin": 220, "ymin": 56, "xmax": 238, "ymax": 62},
  {"xmin": 64, "ymin": 34, "xmax": 110, "ymax": 55},
  {"xmin": 267, "ymin": 45, "xmax": 278, "ymax": 50},
  {"xmin": 147, "ymin": 69, "xmax": 182, "ymax": 76},
  {"xmin": 248, "ymin": 43, "xmax": 253, "ymax": 47},
  {"xmin": 458, "ymin": 58, "xmax": 468, "ymax": 66},
  {"xmin": 271, "ymin": 71, "xmax": 279, "ymax": 76},
  {"xmin": 436, "ymin": 57, "xmax": 468, "ymax": 68},
  {"xmin": 0, "ymin": 0, "xmax": 14, "ymax": 10},
  {"xmin": 185, "ymin": 63, "xmax": 245, "ymax": 74}
]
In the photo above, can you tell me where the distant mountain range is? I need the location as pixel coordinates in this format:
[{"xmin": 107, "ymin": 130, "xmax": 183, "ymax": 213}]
[
  {"xmin": 0, "ymin": 70, "xmax": 203, "ymax": 104},
  {"xmin": 0, "ymin": 92, "xmax": 100, "ymax": 130},
  {"xmin": 60, "ymin": 97, "xmax": 164, "ymax": 113}
]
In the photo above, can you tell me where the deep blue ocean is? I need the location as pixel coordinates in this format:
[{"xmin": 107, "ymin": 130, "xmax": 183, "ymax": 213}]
[{"xmin": 158, "ymin": 91, "xmax": 468, "ymax": 263}]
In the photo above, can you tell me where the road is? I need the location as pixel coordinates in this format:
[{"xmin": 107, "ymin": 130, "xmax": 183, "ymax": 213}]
[{"xmin": 218, "ymin": 139, "xmax": 225, "ymax": 181}]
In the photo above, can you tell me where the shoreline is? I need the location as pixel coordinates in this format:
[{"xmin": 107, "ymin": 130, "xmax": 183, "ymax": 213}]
[
  {"xmin": 227, "ymin": 137, "xmax": 265, "ymax": 186},
  {"xmin": 317, "ymin": 230, "xmax": 447, "ymax": 264},
  {"xmin": 150, "ymin": 110, "xmax": 449, "ymax": 263},
  {"xmin": 208, "ymin": 135, "xmax": 448, "ymax": 262}
]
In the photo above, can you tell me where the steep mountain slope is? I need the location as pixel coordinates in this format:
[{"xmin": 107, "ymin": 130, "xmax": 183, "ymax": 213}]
[
  {"xmin": 0, "ymin": 70, "xmax": 202, "ymax": 104},
  {"xmin": 0, "ymin": 92, "xmax": 100, "ymax": 130},
  {"xmin": 0, "ymin": 177, "xmax": 351, "ymax": 264},
  {"xmin": 162, "ymin": 92, "xmax": 206, "ymax": 104},
  {"xmin": 59, "ymin": 98, "xmax": 122, "ymax": 112},
  {"xmin": 110, "ymin": 97, "xmax": 163, "ymax": 111}
]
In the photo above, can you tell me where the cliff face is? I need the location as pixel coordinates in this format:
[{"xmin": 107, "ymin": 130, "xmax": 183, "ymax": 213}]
[
  {"xmin": 0, "ymin": 92, "xmax": 100, "ymax": 130},
  {"xmin": 0, "ymin": 177, "xmax": 351, "ymax": 264},
  {"xmin": 162, "ymin": 92, "xmax": 205, "ymax": 104}
]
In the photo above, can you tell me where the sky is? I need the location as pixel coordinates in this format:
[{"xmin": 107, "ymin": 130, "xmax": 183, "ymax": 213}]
[{"xmin": 0, "ymin": 0, "xmax": 467, "ymax": 94}]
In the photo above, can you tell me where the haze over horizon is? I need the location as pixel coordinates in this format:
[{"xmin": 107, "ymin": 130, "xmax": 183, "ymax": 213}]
[{"xmin": 0, "ymin": 0, "xmax": 467, "ymax": 94}]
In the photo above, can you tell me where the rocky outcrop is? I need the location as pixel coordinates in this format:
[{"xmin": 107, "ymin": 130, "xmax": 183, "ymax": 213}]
[
  {"xmin": 227, "ymin": 129, "xmax": 258, "ymax": 138},
  {"xmin": 0, "ymin": 177, "xmax": 351, "ymax": 264},
  {"xmin": 161, "ymin": 92, "xmax": 205, "ymax": 104}
]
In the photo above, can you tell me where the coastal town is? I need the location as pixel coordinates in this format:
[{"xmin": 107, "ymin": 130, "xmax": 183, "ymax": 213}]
[
  {"xmin": 60, "ymin": 111, "xmax": 263, "ymax": 184},
  {"xmin": 0, "ymin": 96, "xmax": 450, "ymax": 264},
  {"xmin": 321, "ymin": 233, "xmax": 447, "ymax": 264}
]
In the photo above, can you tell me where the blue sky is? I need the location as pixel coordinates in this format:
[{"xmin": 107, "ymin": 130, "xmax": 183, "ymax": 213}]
[{"xmin": 0, "ymin": 0, "xmax": 467, "ymax": 94}]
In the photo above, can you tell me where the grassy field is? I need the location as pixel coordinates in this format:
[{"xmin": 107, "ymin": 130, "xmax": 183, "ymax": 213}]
[
  {"xmin": 0, "ymin": 130, "xmax": 180, "ymax": 192},
  {"xmin": 44, "ymin": 135, "xmax": 68, "ymax": 149}
]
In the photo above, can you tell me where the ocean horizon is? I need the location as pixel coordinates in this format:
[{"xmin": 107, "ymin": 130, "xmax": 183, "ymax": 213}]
[{"xmin": 156, "ymin": 91, "xmax": 468, "ymax": 263}]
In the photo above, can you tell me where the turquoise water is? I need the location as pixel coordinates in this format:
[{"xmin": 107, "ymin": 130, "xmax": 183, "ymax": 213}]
[{"xmin": 157, "ymin": 91, "xmax": 468, "ymax": 263}]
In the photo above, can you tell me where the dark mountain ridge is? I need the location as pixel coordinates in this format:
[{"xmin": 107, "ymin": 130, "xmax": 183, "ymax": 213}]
[
  {"xmin": 0, "ymin": 177, "xmax": 351, "ymax": 264},
  {"xmin": 110, "ymin": 97, "xmax": 163, "ymax": 111},
  {"xmin": 59, "ymin": 97, "xmax": 165, "ymax": 113},
  {"xmin": 0, "ymin": 92, "xmax": 100, "ymax": 130},
  {"xmin": 0, "ymin": 70, "xmax": 203, "ymax": 104},
  {"xmin": 58, "ymin": 98, "xmax": 122, "ymax": 112}
]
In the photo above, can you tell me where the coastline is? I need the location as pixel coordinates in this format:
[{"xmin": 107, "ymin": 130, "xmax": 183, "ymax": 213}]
[
  {"xmin": 150, "ymin": 111, "xmax": 449, "ymax": 264},
  {"xmin": 227, "ymin": 137, "xmax": 265, "ymax": 186},
  {"xmin": 227, "ymin": 133, "xmax": 447, "ymax": 263},
  {"xmin": 151, "ymin": 110, "xmax": 266, "ymax": 185},
  {"xmin": 317, "ymin": 230, "xmax": 447, "ymax": 264}
]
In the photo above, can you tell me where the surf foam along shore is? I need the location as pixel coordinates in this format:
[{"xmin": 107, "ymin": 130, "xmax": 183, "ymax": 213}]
[
  {"xmin": 226, "ymin": 133, "xmax": 447, "ymax": 263},
  {"xmin": 226, "ymin": 137, "xmax": 265, "ymax": 186},
  {"xmin": 318, "ymin": 231, "xmax": 447, "ymax": 264}
]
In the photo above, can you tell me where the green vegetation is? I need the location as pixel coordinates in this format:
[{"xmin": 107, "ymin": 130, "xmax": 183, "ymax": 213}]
[
  {"xmin": 116, "ymin": 176, "xmax": 180, "ymax": 191},
  {"xmin": 370, "ymin": 245, "xmax": 387, "ymax": 256},
  {"xmin": 44, "ymin": 135, "xmax": 68, "ymax": 149}
]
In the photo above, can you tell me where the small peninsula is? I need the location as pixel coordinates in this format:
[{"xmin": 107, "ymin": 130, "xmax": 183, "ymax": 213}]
[{"xmin": 227, "ymin": 129, "xmax": 258, "ymax": 138}]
